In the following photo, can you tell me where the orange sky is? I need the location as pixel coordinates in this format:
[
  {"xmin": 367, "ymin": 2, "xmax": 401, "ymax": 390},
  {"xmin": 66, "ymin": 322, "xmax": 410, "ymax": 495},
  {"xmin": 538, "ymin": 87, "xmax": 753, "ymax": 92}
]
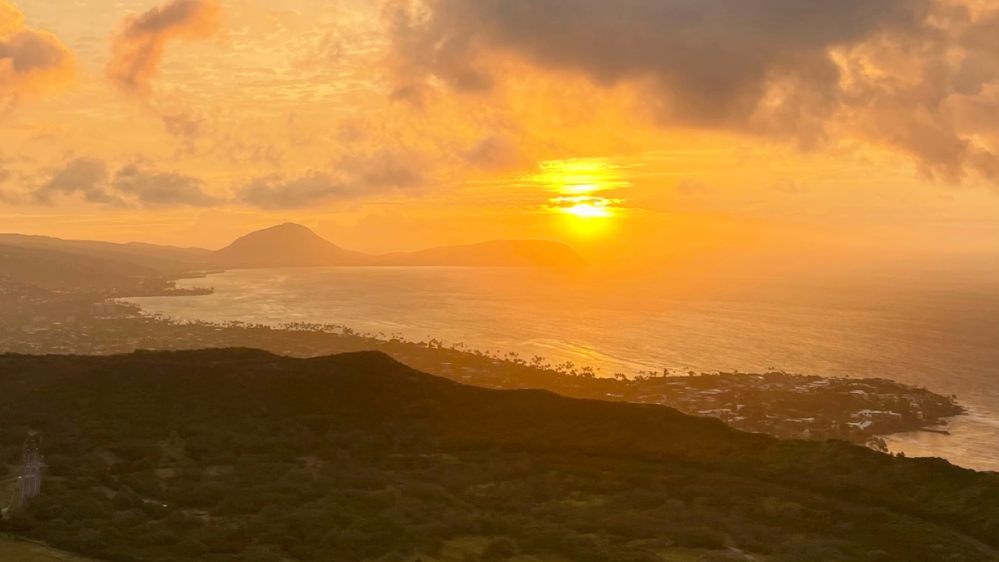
[{"xmin": 1, "ymin": 0, "xmax": 997, "ymax": 264}]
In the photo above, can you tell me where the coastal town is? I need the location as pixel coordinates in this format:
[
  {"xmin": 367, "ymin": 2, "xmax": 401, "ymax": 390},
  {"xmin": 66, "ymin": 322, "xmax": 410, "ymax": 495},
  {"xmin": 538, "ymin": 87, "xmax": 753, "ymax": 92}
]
[{"xmin": 0, "ymin": 281, "xmax": 965, "ymax": 451}]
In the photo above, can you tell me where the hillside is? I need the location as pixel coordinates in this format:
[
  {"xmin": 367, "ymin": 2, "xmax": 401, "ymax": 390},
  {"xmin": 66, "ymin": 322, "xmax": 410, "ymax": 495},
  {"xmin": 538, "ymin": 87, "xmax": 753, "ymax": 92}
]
[
  {"xmin": 0, "ymin": 225, "xmax": 588, "ymax": 273},
  {"xmin": 209, "ymin": 223, "xmax": 370, "ymax": 269},
  {"xmin": 0, "ymin": 243, "xmax": 162, "ymax": 292},
  {"xmin": 1, "ymin": 350, "xmax": 997, "ymax": 562},
  {"xmin": 210, "ymin": 223, "xmax": 588, "ymax": 269},
  {"xmin": 372, "ymin": 240, "xmax": 590, "ymax": 267},
  {"xmin": 0, "ymin": 234, "xmax": 209, "ymax": 273}
]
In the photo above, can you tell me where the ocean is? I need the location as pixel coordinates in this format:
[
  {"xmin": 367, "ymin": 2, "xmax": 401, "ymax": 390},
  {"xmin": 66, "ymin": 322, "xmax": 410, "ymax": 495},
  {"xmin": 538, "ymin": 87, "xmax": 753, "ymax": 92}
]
[{"xmin": 126, "ymin": 262, "xmax": 999, "ymax": 472}]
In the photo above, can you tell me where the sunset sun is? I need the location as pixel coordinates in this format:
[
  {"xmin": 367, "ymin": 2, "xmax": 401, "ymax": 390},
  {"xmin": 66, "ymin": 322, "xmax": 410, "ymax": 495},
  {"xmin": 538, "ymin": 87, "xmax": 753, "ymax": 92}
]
[
  {"xmin": 549, "ymin": 196, "xmax": 618, "ymax": 219},
  {"xmin": 563, "ymin": 202, "xmax": 611, "ymax": 219},
  {"xmin": 1, "ymin": 3, "xmax": 998, "ymax": 556}
]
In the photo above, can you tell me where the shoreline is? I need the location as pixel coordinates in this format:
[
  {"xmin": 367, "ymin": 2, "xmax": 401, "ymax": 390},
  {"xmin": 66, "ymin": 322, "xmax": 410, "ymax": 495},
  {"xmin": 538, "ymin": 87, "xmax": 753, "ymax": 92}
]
[
  {"xmin": 5, "ymin": 296, "xmax": 970, "ymax": 454},
  {"xmin": 3, "ymin": 270, "xmax": 993, "ymax": 471}
]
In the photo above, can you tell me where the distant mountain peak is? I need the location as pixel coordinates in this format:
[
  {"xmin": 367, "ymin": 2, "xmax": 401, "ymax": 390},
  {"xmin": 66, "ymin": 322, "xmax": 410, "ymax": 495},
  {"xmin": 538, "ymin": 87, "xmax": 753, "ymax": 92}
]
[
  {"xmin": 210, "ymin": 223, "xmax": 367, "ymax": 269},
  {"xmin": 210, "ymin": 224, "xmax": 588, "ymax": 269},
  {"xmin": 272, "ymin": 222, "xmax": 313, "ymax": 232}
]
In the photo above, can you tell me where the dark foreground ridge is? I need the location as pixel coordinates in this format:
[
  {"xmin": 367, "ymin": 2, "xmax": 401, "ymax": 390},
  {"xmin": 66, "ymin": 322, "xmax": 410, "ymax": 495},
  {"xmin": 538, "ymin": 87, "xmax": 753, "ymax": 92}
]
[{"xmin": 1, "ymin": 349, "xmax": 997, "ymax": 562}]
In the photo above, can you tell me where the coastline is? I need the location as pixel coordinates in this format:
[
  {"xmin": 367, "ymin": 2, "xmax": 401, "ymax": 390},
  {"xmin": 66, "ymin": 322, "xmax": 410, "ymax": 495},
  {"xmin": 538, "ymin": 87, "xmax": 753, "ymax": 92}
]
[
  {"xmin": 4, "ymin": 266, "xmax": 995, "ymax": 471},
  {"xmin": 117, "ymin": 267, "xmax": 999, "ymax": 471}
]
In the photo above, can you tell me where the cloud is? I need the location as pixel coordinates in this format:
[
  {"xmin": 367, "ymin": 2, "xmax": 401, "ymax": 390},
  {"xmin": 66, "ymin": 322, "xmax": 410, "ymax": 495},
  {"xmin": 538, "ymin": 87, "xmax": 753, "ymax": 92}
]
[
  {"xmin": 238, "ymin": 150, "xmax": 427, "ymax": 210},
  {"xmin": 106, "ymin": 0, "xmax": 221, "ymax": 97},
  {"xmin": 463, "ymin": 134, "xmax": 532, "ymax": 171},
  {"xmin": 112, "ymin": 164, "xmax": 220, "ymax": 207},
  {"xmin": 28, "ymin": 158, "xmax": 216, "ymax": 207},
  {"xmin": 34, "ymin": 158, "xmax": 117, "ymax": 205},
  {"xmin": 0, "ymin": 154, "xmax": 17, "ymax": 203},
  {"xmin": 386, "ymin": 0, "xmax": 999, "ymax": 185},
  {"xmin": 547, "ymin": 195, "xmax": 625, "ymax": 209},
  {"xmin": 0, "ymin": 1, "xmax": 75, "ymax": 101},
  {"xmin": 383, "ymin": 0, "xmax": 493, "ymax": 105}
]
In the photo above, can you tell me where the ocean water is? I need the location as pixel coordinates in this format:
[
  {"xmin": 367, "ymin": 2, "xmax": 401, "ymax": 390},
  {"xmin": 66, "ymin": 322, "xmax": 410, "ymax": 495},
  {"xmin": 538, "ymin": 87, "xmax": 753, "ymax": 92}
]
[{"xmin": 127, "ymin": 263, "xmax": 999, "ymax": 472}]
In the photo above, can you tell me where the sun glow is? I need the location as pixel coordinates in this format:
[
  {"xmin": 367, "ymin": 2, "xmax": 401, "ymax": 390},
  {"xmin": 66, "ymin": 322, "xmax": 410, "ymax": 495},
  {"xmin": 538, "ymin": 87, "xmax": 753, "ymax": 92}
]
[
  {"xmin": 537, "ymin": 159, "xmax": 629, "ymax": 230},
  {"xmin": 563, "ymin": 203, "xmax": 612, "ymax": 218},
  {"xmin": 532, "ymin": 158, "xmax": 632, "ymax": 195},
  {"xmin": 548, "ymin": 196, "xmax": 623, "ymax": 219}
]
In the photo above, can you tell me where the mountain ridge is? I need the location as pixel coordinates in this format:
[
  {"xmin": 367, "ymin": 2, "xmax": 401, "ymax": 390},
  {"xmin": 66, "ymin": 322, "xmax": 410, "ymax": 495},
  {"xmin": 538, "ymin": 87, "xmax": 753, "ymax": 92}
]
[
  {"xmin": 209, "ymin": 222, "xmax": 589, "ymax": 269},
  {"xmin": 0, "ymin": 225, "xmax": 588, "ymax": 292},
  {"xmin": 209, "ymin": 223, "xmax": 370, "ymax": 269},
  {"xmin": 1, "ymin": 348, "xmax": 997, "ymax": 562}
]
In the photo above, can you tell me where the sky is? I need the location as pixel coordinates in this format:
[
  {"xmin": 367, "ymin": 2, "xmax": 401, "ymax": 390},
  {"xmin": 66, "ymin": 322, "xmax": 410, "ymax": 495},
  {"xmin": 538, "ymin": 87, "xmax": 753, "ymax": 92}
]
[{"xmin": 0, "ymin": 0, "xmax": 997, "ymax": 265}]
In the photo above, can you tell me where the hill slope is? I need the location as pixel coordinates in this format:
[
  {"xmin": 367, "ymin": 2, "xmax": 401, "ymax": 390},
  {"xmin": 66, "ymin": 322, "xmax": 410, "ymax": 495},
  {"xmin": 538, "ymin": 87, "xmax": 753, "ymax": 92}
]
[
  {"xmin": 0, "ymin": 233, "xmax": 209, "ymax": 273},
  {"xmin": 0, "ymin": 350, "xmax": 997, "ymax": 562},
  {"xmin": 0, "ymin": 243, "xmax": 163, "ymax": 291},
  {"xmin": 372, "ymin": 239, "xmax": 590, "ymax": 267},
  {"xmin": 210, "ymin": 223, "xmax": 588, "ymax": 269},
  {"xmin": 209, "ymin": 223, "xmax": 370, "ymax": 268}
]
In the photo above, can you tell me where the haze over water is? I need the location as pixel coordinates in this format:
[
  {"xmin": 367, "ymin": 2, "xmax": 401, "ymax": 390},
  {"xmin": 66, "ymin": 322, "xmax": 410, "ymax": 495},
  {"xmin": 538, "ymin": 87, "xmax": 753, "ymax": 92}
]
[{"xmin": 129, "ymin": 261, "xmax": 999, "ymax": 472}]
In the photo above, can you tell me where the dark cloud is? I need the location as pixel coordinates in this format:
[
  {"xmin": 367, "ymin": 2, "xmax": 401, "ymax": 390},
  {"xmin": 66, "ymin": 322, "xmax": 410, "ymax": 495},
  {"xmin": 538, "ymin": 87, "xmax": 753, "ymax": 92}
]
[
  {"xmin": 161, "ymin": 110, "xmax": 209, "ymax": 143},
  {"xmin": 387, "ymin": 0, "xmax": 998, "ymax": 185},
  {"xmin": 0, "ymin": 1, "xmax": 75, "ymax": 99},
  {"xmin": 34, "ymin": 158, "xmax": 117, "ymax": 205},
  {"xmin": 106, "ymin": 0, "xmax": 220, "ymax": 96},
  {"xmin": 0, "ymin": 29, "xmax": 67, "ymax": 73},
  {"xmin": 104, "ymin": 0, "xmax": 221, "ymax": 149},
  {"xmin": 26, "ymin": 158, "xmax": 217, "ymax": 207},
  {"xmin": 464, "ymin": 134, "xmax": 531, "ymax": 171},
  {"xmin": 386, "ymin": 0, "xmax": 922, "ymax": 119},
  {"xmin": 112, "ymin": 164, "xmax": 220, "ymax": 207},
  {"xmin": 384, "ymin": 0, "xmax": 493, "ymax": 104},
  {"xmin": 238, "ymin": 150, "xmax": 426, "ymax": 210},
  {"xmin": 238, "ymin": 172, "xmax": 352, "ymax": 210},
  {"xmin": 337, "ymin": 150, "xmax": 424, "ymax": 190}
]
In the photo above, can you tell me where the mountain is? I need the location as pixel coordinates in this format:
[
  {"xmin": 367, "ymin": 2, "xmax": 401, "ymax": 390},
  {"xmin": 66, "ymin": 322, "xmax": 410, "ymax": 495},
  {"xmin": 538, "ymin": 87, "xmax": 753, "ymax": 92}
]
[
  {"xmin": 0, "ymin": 233, "xmax": 210, "ymax": 273},
  {"xmin": 210, "ymin": 223, "xmax": 588, "ymax": 269},
  {"xmin": 1, "ymin": 349, "xmax": 997, "ymax": 562},
  {"xmin": 0, "ymin": 243, "xmax": 163, "ymax": 291},
  {"xmin": 209, "ymin": 223, "xmax": 369, "ymax": 269},
  {"xmin": 0, "ymin": 225, "xmax": 587, "ymax": 275},
  {"xmin": 372, "ymin": 239, "xmax": 590, "ymax": 267}
]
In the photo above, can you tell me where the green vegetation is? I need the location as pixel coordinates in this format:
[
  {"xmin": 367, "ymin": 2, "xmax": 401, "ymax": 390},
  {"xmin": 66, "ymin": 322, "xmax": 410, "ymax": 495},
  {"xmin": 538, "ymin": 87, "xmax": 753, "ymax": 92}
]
[
  {"xmin": 1, "ymin": 350, "xmax": 998, "ymax": 562},
  {"xmin": 0, "ymin": 534, "xmax": 103, "ymax": 562},
  {"xmin": 0, "ymin": 314, "xmax": 966, "ymax": 447}
]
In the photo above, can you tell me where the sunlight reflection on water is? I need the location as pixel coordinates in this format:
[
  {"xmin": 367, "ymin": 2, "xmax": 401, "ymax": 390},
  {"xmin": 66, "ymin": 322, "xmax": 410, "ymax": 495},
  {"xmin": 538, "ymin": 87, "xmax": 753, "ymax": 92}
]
[{"xmin": 127, "ymin": 265, "xmax": 999, "ymax": 472}]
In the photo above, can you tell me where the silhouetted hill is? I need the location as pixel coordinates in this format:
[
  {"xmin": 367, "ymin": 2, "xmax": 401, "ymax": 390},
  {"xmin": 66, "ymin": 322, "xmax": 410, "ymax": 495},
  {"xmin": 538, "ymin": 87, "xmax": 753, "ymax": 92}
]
[
  {"xmin": 0, "ymin": 350, "xmax": 996, "ymax": 562},
  {"xmin": 372, "ymin": 240, "xmax": 590, "ymax": 267},
  {"xmin": 0, "ymin": 243, "xmax": 162, "ymax": 291},
  {"xmin": 209, "ymin": 223, "xmax": 370, "ymax": 268},
  {"xmin": 210, "ymin": 223, "xmax": 588, "ymax": 269},
  {"xmin": 0, "ymin": 233, "xmax": 209, "ymax": 273}
]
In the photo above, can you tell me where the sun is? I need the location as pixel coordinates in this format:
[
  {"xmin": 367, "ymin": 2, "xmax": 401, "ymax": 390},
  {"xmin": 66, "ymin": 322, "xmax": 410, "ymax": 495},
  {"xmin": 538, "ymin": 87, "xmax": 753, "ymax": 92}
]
[
  {"xmin": 548, "ymin": 196, "xmax": 622, "ymax": 219},
  {"xmin": 532, "ymin": 158, "xmax": 631, "ymax": 196},
  {"xmin": 531, "ymin": 158, "xmax": 629, "ymax": 238},
  {"xmin": 562, "ymin": 202, "xmax": 613, "ymax": 218}
]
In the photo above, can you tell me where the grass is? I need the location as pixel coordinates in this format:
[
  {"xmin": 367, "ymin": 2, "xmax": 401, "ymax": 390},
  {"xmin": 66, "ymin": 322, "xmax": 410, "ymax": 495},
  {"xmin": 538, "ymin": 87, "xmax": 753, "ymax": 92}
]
[
  {"xmin": 0, "ymin": 536, "xmax": 103, "ymax": 562},
  {"xmin": 1, "ymin": 474, "xmax": 20, "ymax": 513},
  {"xmin": 365, "ymin": 536, "xmax": 732, "ymax": 562}
]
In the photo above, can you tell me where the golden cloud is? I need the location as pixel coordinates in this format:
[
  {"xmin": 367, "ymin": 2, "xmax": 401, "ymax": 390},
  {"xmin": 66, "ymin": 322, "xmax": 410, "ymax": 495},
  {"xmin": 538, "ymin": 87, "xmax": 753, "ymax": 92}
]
[
  {"xmin": 384, "ymin": 0, "xmax": 999, "ymax": 186},
  {"xmin": 0, "ymin": 0, "xmax": 75, "ymax": 100},
  {"xmin": 106, "ymin": 0, "xmax": 221, "ymax": 97}
]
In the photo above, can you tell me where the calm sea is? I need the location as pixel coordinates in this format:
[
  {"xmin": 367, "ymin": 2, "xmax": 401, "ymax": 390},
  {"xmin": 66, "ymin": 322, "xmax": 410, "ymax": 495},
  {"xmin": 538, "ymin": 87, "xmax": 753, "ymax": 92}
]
[{"xmin": 127, "ymin": 262, "xmax": 999, "ymax": 472}]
